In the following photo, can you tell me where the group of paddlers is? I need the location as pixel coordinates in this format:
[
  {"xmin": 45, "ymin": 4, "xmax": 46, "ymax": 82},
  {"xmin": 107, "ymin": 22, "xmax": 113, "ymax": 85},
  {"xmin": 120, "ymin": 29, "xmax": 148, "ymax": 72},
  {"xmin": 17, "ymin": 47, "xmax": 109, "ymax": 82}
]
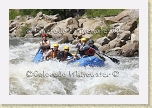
[{"xmin": 38, "ymin": 33, "xmax": 102, "ymax": 62}]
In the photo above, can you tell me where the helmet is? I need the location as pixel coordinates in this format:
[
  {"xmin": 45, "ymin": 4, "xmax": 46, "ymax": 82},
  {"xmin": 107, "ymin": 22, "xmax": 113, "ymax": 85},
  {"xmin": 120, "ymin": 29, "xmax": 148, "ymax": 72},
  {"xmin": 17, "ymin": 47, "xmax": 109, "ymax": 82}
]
[
  {"xmin": 88, "ymin": 40, "xmax": 94, "ymax": 44},
  {"xmin": 64, "ymin": 46, "xmax": 69, "ymax": 50},
  {"xmin": 42, "ymin": 33, "xmax": 47, "ymax": 37},
  {"xmin": 54, "ymin": 44, "xmax": 59, "ymax": 47},
  {"xmin": 81, "ymin": 38, "xmax": 86, "ymax": 42}
]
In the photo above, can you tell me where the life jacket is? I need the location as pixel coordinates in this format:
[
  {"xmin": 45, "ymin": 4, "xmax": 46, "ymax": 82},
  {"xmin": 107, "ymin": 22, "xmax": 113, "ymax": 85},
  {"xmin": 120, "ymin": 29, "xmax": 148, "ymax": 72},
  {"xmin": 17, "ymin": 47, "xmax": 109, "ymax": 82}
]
[
  {"xmin": 50, "ymin": 49, "xmax": 59, "ymax": 58},
  {"xmin": 85, "ymin": 47, "xmax": 95, "ymax": 56},
  {"xmin": 78, "ymin": 50, "xmax": 85, "ymax": 55},
  {"xmin": 77, "ymin": 43, "xmax": 86, "ymax": 55},
  {"xmin": 57, "ymin": 51, "xmax": 70, "ymax": 61},
  {"xmin": 62, "ymin": 53, "xmax": 68, "ymax": 61}
]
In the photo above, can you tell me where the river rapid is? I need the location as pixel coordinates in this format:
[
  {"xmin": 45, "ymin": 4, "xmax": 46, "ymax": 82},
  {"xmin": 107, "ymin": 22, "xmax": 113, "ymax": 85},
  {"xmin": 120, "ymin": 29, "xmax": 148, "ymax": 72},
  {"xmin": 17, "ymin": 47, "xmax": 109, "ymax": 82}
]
[{"xmin": 9, "ymin": 37, "xmax": 139, "ymax": 95}]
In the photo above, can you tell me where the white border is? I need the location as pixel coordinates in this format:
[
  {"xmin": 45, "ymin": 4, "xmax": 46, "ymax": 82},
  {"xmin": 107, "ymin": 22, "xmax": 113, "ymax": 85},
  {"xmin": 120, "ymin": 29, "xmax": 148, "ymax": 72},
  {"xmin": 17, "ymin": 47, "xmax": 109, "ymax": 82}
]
[{"xmin": 0, "ymin": 0, "xmax": 148, "ymax": 104}]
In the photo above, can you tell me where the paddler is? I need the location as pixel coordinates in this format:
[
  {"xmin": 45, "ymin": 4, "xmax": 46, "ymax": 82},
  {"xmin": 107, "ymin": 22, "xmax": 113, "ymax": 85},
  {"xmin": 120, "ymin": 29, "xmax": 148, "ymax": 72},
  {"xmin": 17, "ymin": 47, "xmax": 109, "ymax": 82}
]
[
  {"xmin": 76, "ymin": 38, "xmax": 96, "ymax": 57},
  {"xmin": 75, "ymin": 37, "xmax": 88, "ymax": 57},
  {"xmin": 39, "ymin": 33, "xmax": 50, "ymax": 52},
  {"xmin": 87, "ymin": 40, "xmax": 99, "ymax": 51},
  {"xmin": 57, "ymin": 46, "xmax": 73, "ymax": 61},
  {"xmin": 87, "ymin": 39, "xmax": 105, "ymax": 60},
  {"xmin": 44, "ymin": 44, "xmax": 60, "ymax": 61}
]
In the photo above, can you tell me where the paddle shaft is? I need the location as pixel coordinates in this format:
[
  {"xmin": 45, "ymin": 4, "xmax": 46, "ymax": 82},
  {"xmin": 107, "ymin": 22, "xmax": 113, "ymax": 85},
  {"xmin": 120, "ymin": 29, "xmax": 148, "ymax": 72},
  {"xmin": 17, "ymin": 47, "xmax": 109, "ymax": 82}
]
[
  {"xmin": 95, "ymin": 52, "xmax": 105, "ymax": 61},
  {"xmin": 91, "ymin": 48, "xmax": 120, "ymax": 64},
  {"xmin": 103, "ymin": 53, "xmax": 120, "ymax": 64},
  {"xmin": 75, "ymin": 44, "xmax": 119, "ymax": 64}
]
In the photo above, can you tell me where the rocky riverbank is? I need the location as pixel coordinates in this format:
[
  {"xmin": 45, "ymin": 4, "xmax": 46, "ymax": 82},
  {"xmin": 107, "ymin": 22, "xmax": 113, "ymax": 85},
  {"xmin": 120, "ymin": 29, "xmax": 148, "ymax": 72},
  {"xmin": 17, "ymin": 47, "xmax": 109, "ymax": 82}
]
[{"xmin": 9, "ymin": 9, "xmax": 139, "ymax": 57}]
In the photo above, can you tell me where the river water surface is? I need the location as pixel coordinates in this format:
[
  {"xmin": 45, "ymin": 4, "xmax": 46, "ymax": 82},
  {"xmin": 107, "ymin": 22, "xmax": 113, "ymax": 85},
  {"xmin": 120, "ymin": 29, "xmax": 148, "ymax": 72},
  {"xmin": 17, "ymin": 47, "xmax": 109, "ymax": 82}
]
[{"xmin": 9, "ymin": 37, "xmax": 139, "ymax": 95}]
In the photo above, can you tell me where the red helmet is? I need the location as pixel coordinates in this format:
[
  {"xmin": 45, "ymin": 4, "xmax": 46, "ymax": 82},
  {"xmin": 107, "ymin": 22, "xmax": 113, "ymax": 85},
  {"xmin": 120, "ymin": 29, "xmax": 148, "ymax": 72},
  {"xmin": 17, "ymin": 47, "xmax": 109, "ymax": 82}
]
[{"xmin": 42, "ymin": 33, "xmax": 47, "ymax": 37}]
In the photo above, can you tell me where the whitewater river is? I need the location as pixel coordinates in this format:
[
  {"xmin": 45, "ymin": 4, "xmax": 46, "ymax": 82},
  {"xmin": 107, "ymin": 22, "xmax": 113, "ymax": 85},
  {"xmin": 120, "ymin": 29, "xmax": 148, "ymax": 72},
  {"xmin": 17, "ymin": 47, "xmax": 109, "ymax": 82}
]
[{"xmin": 9, "ymin": 37, "xmax": 139, "ymax": 95}]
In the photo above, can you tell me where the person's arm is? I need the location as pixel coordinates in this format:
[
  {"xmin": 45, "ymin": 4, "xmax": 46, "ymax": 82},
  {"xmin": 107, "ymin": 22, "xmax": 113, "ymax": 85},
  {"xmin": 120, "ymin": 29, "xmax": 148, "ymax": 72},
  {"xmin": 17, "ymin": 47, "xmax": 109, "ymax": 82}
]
[
  {"xmin": 76, "ymin": 39, "xmax": 81, "ymax": 48},
  {"xmin": 76, "ymin": 43, "xmax": 79, "ymax": 48},
  {"xmin": 76, "ymin": 42, "xmax": 81, "ymax": 48},
  {"xmin": 91, "ymin": 45, "xmax": 100, "ymax": 54},
  {"xmin": 80, "ymin": 44, "xmax": 90, "ymax": 51},
  {"xmin": 44, "ymin": 50, "xmax": 52, "ymax": 60},
  {"xmin": 79, "ymin": 43, "xmax": 86, "ymax": 51},
  {"xmin": 44, "ymin": 40, "xmax": 50, "ymax": 48},
  {"xmin": 40, "ymin": 41, "xmax": 42, "ymax": 46},
  {"xmin": 94, "ymin": 45, "xmax": 99, "ymax": 51},
  {"xmin": 47, "ymin": 40, "xmax": 50, "ymax": 47},
  {"xmin": 39, "ymin": 41, "xmax": 44, "ymax": 50}
]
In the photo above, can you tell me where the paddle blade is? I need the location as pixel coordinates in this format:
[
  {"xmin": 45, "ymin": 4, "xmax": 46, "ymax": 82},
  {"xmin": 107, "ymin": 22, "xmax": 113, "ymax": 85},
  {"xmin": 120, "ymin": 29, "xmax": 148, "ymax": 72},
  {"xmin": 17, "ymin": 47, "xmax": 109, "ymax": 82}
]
[
  {"xmin": 110, "ymin": 57, "xmax": 120, "ymax": 64},
  {"xmin": 103, "ymin": 54, "xmax": 120, "ymax": 64}
]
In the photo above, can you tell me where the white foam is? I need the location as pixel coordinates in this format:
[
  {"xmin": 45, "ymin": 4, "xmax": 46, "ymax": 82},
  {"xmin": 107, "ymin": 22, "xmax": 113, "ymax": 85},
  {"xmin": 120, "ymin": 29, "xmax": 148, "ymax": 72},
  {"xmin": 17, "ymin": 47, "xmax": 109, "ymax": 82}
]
[{"xmin": 9, "ymin": 38, "xmax": 139, "ymax": 95}]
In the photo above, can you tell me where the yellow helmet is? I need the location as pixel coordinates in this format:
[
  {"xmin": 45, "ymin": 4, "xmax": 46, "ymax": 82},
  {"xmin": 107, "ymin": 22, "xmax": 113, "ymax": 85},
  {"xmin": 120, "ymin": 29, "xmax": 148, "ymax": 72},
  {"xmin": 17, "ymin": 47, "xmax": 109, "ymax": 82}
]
[
  {"xmin": 54, "ymin": 44, "xmax": 59, "ymax": 47},
  {"xmin": 64, "ymin": 46, "xmax": 69, "ymax": 50},
  {"xmin": 81, "ymin": 38, "xmax": 86, "ymax": 42}
]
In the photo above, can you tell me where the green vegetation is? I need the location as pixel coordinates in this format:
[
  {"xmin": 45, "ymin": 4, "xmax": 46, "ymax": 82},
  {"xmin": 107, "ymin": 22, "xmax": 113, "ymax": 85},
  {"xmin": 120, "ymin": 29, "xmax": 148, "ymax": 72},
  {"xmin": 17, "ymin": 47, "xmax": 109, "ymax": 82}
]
[
  {"xmin": 19, "ymin": 24, "xmax": 31, "ymax": 37},
  {"xmin": 90, "ymin": 25, "xmax": 111, "ymax": 41},
  {"xmin": 90, "ymin": 19, "xmax": 115, "ymax": 41},
  {"xmin": 9, "ymin": 9, "xmax": 124, "ymax": 20},
  {"xmin": 9, "ymin": 9, "xmax": 72, "ymax": 20},
  {"xmin": 9, "ymin": 10, "xmax": 20, "ymax": 20},
  {"xmin": 85, "ymin": 9, "xmax": 124, "ymax": 18},
  {"xmin": 9, "ymin": 9, "xmax": 53, "ymax": 20},
  {"xmin": 20, "ymin": 9, "xmax": 53, "ymax": 17}
]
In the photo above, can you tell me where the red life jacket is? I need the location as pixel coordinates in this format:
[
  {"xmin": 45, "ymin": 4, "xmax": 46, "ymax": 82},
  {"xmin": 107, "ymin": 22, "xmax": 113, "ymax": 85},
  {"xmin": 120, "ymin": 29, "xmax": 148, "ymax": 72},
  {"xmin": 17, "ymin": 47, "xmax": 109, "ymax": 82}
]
[{"xmin": 85, "ymin": 47, "xmax": 95, "ymax": 56}]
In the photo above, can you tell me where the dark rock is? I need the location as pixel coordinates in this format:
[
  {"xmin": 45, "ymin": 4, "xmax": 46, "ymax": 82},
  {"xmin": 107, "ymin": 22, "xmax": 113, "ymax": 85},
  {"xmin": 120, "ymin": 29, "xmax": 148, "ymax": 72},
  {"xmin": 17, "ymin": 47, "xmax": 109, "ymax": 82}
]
[
  {"xmin": 96, "ymin": 37, "xmax": 110, "ymax": 46},
  {"xmin": 58, "ymin": 37, "xmax": 69, "ymax": 44},
  {"xmin": 121, "ymin": 41, "xmax": 139, "ymax": 57},
  {"xmin": 106, "ymin": 47, "xmax": 122, "ymax": 56},
  {"xmin": 44, "ymin": 22, "xmax": 57, "ymax": 31},
  {"xmin": 116, "ymin": 9, "xmax": 139, "ymax": 22},
  {"xmin": 63, "ymin": 33, "xmax": 74, "ymax": 43},
  {"xmin": 131, "ymin": 34, "xmax": 139, "ymax": 43},
  {"xmin": 117, "ymin": 30, "xmax": 131, "ymax": 41},
  {"xmin": 107, "ymin": 29, "xmax": 117, "ymax": 40},
  {"xmin": 120, "ymin": 19, "xmax": 137, "ymax": 33},
  {"xmin": 98, "ymin": 44, "xmax": 110, "ymax": 53},
  {"xmin": 108, "ymin": 38, "xmax": 126, "ymax": 49},
  {"xmin": 133, "ymin": 26, "xmax": 139, "ymax": 36}
]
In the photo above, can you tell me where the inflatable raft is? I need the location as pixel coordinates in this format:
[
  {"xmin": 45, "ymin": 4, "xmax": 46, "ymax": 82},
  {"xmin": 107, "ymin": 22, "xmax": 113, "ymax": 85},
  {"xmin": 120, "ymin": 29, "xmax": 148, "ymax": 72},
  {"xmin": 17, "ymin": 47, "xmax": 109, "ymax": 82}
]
[
  {"xmin": 33, "ymin": 50, "xmax": 105, "ymax": 67},
  {"xmin": 33, "ymin": 49, "xmax": 44, "ymax": 64},
  {"xmin": 70, "ymin": 56, "xmax": 104, "ymax": 67}
]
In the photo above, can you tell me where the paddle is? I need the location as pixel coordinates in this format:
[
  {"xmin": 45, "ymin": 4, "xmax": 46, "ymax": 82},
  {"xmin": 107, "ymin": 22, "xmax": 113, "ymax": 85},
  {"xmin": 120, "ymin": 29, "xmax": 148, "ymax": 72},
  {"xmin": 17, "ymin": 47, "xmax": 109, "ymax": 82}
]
[
  {"xmin": 95, "ymin": 52, "xmax": 105, "ymax": 61},
  {"xmin": 91, "ymin": 47, "xmax": 119, "ymax": 64},
  {"xmin": 75, "ymin": 42, "xmax": 120, "ymax": 64},
  {"xmin": 102, "ymin": 53, "xmax": 120, "ymax": 64}
]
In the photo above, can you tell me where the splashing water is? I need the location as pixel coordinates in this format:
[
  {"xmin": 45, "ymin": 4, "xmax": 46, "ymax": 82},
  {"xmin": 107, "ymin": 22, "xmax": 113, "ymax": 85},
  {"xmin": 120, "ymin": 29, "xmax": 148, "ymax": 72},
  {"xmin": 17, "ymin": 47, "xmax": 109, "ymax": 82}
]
[{"xmin": 9, "ymin": 37, "xmax": 139, "ymax": 95}]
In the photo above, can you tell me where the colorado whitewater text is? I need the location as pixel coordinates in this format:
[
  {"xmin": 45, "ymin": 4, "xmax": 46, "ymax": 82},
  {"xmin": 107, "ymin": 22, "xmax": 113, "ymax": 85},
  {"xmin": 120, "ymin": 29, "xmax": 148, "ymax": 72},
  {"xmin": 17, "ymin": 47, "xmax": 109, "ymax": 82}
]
[{"xmin": 26, "ymin": 71, "xmax": 119, "ymax": 78}]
